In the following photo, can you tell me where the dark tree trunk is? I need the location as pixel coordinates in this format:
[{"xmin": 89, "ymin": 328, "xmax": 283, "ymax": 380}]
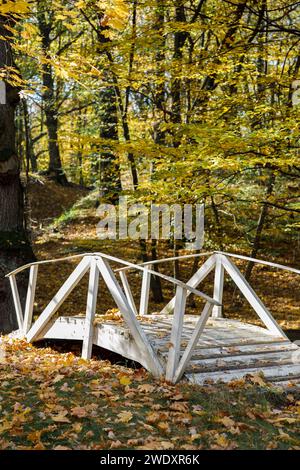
[
  {"xmin": 98, "ymin": 86, "xmax": 122, "ymax": 201},
  {"xmin": 22, "ymin": 99, "xmax": 37, "ymax": 173},
  {"xmin": 0, "ymin": 16, "xmax": 35, "ymax": 333},
  {"xmin": 150, "ymin": 239, "xmax": 164, "ymax": 303},
  {"xmin": 37, "ymin": 5, "xmax": 68, "ymax": 185},
  {"xmin": 244, "ymin": 173, "xmax": 275, "ymax": 282}
]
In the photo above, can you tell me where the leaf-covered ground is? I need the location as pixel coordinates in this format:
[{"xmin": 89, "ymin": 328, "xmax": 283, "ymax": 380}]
[{"xmin": 0, "ymin": 337, "xmax": 299, "ymax": 450}]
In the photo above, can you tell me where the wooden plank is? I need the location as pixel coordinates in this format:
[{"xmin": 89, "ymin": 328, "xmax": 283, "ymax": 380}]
[
  {"xmin": 81, "ymin": 258, "xmax": 100, "ymax": 359},
  {"xmin": 40, "ymin": 316, "xmax": 85, "ymax": 340},
  {"xmin": 139, "ymin": 265, "xmax": 152, "ymax": 316},
  {"xmin": 186, "ymin": 364, "xmax": 300, "ymax": 384},
  {"xmin": 9, "ymin": 275, "xmax": 23, "ymax": 331},
  {"xmin": 26, "ymin": 256, "xmax": 92, "ymax": 342},
  {"xmin": 93, "ymin": 323, "xmax": 151, "ymax": 370},
  {"xmin": 220, "ymin": 254, "xmax": 287, "ymax": 339},
  {"xmin": 182, "ymin": 342, "xmax": 297, "ymax": 360},
  {"xmin": 154, "ymin": 337, "xmax": 290, "ymax": 353},
  {"xmin": 96, "ymin": 257, "xmax": 164, "ymax": 378},
  {"xmin": 271, "ymin": 378, "xmax": 300, "ymax": 389},
  {"xmin": 166, "ymin": 286, "xmax": 187, "ymax": 382},
  {"xmin": 161, "ymin": 254, "xmax": 216, "ymax": 314},
  {"xmin": 187, "ymin": 350, "xmax": 298, "ymax": 373},
  {"xmin": 173, "ymin": 302, "xmax": 213, "ymax": 383},
  {"xmin": 209, "ymin": 318, "xmax": 277, "ymax": 336},
  {"xmin": 212, "ymin": 256, "xmax": 224, "ymax": 318},
  {"xmin": 23, "ymin": 265, "xmax": 38, "ymax": 334},
  {"xmin": 119, "ymin": 271, "xmax": 138, "ymax": 315}
]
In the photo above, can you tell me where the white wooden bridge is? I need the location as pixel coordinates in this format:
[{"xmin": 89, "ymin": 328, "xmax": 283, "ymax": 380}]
[{"xmin": 6, "ymin": 251, "xmax": 300, "ymax": 386}]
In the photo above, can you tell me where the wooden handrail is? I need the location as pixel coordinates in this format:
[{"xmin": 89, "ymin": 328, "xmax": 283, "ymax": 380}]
[
  {"xmin": 7, "ymin": 250, "xmax": 299, "ymax": 278},
  {"xmin": 116, "ymin": 250, "xmax": 300, "ymax": 276},
  {"xmin": 6, "ymin": 252, "xmax": 220, "ymax": 307}
]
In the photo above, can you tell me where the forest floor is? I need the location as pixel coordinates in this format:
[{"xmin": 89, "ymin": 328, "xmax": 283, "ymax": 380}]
[{"xmin": 0, "ymin": 176, "xmax": 299, "ymax": 450}]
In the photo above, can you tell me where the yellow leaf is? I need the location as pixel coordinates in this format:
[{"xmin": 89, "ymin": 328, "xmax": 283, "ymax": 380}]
[
  {"xmin": 119, "ymin": 375, "xmax": 131, "ymax": 386},
  {"xmin": 146, "ymin": 412, "xmax": 160, "ymax": 424},
  {"xmin": 51, "ymin": 412, "xmax": 70, "ymax": 423},
  {"xmin": 117, "ymin": 411, "xmax": 133, "ymax": 423},
  {"xmin": 219, "ymin": 416, "xmax": 236, "ymax": 428},
  {"xmin": 157, "ymin": 422, "xmax": 170, "ymax": 432},
  {"xmin": 249, "ymin": 373, "xmax": 267, "ymax": 386}
]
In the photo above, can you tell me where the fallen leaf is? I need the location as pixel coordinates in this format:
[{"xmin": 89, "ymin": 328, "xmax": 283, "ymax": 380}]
[
  {"xmin": 117, "ymin": 411, "xmax": 133, "ymax": 423},
  {"xmin": 54, "ymin": 445, "xmax": 72, "ymax": 450},
  {"xmin": 71, "ymin": 406, "xmax": 87, "ymax": 418},
  {"xmin": 119, "ymin": 376, "xmax": 131, "ymax": 386},
  {"xmin": 138, "ymin": 384, "xmax": 155, "ymax": 393},
  {"xmin": 146, "ymin": 412, "xmax": 160, "ymax": 424},
  {"xmin": 157, "ymin": 422, "xmax": 170, "ymax": 432},
  {"xmin": 170, "ymin": 402, "xmax": 189, "ymax": 413}
]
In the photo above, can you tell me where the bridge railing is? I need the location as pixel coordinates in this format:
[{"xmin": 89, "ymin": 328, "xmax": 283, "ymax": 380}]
[
  {"xmin": 5, "ymin": 252, "xmax": 219, "ymax": 382},
  {"xmin": 117, "ymin": 251, "xmax": 299, "ymax": 381},
  {"xmin": 6, "ymin": 250, "xmax": 299, "ymax": 383}
]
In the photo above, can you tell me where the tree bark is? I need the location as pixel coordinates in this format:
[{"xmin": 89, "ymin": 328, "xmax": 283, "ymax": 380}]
[
  {"xmin": 37, "ymin": 4, "xmax": 68, "ymax": 185},
  {"xmin": 0, "ymin": 15, "xmax": 35, "ymax": 333},
  {"xmin": 244, "ymin": 173, "xmax": 275, "ymax": 282},
  {"xmin": 98, "ymin": 86, "xmax": 122, "ymax": 201}
]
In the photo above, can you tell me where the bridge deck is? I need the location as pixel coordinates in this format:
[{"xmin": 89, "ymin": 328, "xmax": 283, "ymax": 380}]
[{"xmin": 36, "ymin": 314, "xmax": 300, "ymax": 387}]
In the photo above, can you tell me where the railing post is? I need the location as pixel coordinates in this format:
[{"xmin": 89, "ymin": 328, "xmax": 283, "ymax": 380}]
[
  {"xmin": 96, "ymin": 257, "xmax": 164, "ymax": 377},
  {"xmin": 160, "ymin": 254, "xmax": 216, "ymax": 314},
  {"xmin": 139, "ymin": 265, "xmax": 152, "ymax": 316},
  {"xmin": 166, "ymin": 285, "xmax": 187, "ymax": 382},
  {"xmin": 212, "ymin": 254, "xmax": 224, "ymax": 318},
  {"xmin": 9, "ymin": 275, "xmax": 23, "ymax": 331},
  {"xmin": 173, "ymin": 301, "xmax": 213, "ymax": 383},
  {"xmin": 82, "ymin": 257, "xmax": 100, "ymax": 360},
  {"xmin": 23, "ymin": 265, "xmax": 38, "ymax": 334},
  {"xmin": 119, "ymin": 270, "xmax": 138, "ymax": 315},
  {"xmin": 26, "ymin": 256, "xmax": 91, "ymax": 343}
]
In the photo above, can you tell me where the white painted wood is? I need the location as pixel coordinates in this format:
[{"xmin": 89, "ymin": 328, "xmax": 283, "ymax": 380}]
[
  {"xmin": 119, "ymin": 271, "xmax": 138, "ymax": 315},
  {"xmin": 166, "ymin": 286, "xmax": 187, "ymax": 382},
  {"xmin": 96, "ymin": 257, "xmax": 164, "ymax": 377},
  {"xmin": 94, "ymin": 252, "xmax": 219, "ymax": 306},
  {"xmin": 161, "ymin": 254, "xmax": 216, "ymax": 314},
  {"xmin": 93, "ymin": 323, "xmax": 152, "ymax": 371},
  {"xmin": 23, "ymin": 265, "xmax": 38, "ymax": 334},
  {"xmin": 6, "ymin": 253, "xmax": 92, "ymax": 278},
  {"xmin": 116, "ymin": 251, "xmax": 214, "ymax": 272},
  {"xmin": 173, "ymin": 302, "xmax": 213, "ymax": 383},
  {"xmin": 81, "ymin": 258, "xmax": 100, "ymax": 359},
  {"xmin": 9, "ymin": 275, "xmax": 23, "ymax": 330},
  {"xmin": 272, "ymin": 379, "xmax": 300, "ymax": 389},
  {"xmin": 40, "ymin": 316, "xmax": 85, "ymax": 340},
  {"xmin": 139, "ymin": 265, "xmax": 152, "ymax": 316},
  {"xmin": 187, "ymin": 364, "xmax": 300, "ymax": 384},
  {"xmin": 187, "ymin": 342, "xmax": 297, "ymax": 360},
  {"xmin": 215, "ymin": 250, "xmax": 300, "ymax": 276},
  {"xmin": 26, "ymin": 256, "xmax": 91, "ymax": 342},
  {"xmin": 220, "ymin": 255, "xmax": 287, "ymax": 339},
  {"xmin": 212, "ymin": 255, "xmax": 224, "ymax": 318},
  {"xmin": 187, "ymin": 350, "xmax": 297, "ymax": 372}
]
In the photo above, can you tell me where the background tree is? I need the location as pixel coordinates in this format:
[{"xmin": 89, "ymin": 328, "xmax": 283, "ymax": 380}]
[{"xmin": 0, "ymin": 2, "xmax": 34, "ymax": 333}]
